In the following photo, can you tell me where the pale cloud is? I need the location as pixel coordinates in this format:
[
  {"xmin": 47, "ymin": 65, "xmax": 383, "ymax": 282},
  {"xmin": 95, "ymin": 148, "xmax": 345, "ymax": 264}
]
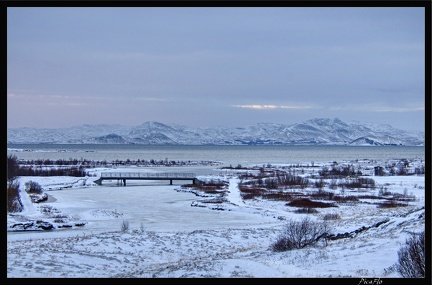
[
  {"xmin": 329, "ymin": 104, "xmax": 424, "ymax": 113},
  {"xmin": 370, "ymin": 106, "xmax": 424, "ymax": 112},
  {"xmin": 231, "ymin": 104, "xmax": 313, "ymax": 110},
  {"xmin": 134, "ymin": 97, "xmax": 168, "ymax": 102},
  {"xmin": 45, "ymin": 102, "xmax": 88, "ymax": 107},
  {"xmin": 8, "ymin": 92, "xmax": 90, "ymax": 106},
  {"xmin": 7, "ymin": 92, "xmax": 167, "ymax": 104}
]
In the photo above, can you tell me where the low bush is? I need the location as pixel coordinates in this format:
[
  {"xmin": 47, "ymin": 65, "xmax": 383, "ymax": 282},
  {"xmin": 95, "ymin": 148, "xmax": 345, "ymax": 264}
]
[
  {"xmin": 261, "ymin": 191, "xmax": 298, "ymax": 201},
  {"xmin": 25, "ymin": 180, "xmax": 43, "ymax": 194},
  {"xmin": 287, "ymin": 198, "xmax": 337, "ymax": 208},
  {"xmin": 121, "ymin": 220, "xmax": 130, "ymax": 232},
  {"xmin": 323, "ymin": 213, "xmax": 341, "ymax": 221},
  {"xmin": 332, "ymin": 195, "xmax": 359, "ymax": 203},
  {"xmin": 238, "ymin": 186, "xmax": 266, "ymax": 199},
  {"xmin": 7, "ymin": 181, "xmax": 23, "ymax": 213},
  {"xmin": 377, "ymin": 200, "xmax": 408, "ymax": 208},
  {"xmin": 7, "ymin": 154, "xmax": 19, "ymax": 182},
  {"xmin": 271, "ymin": 217, "xmax": 330, "ymax": 252},
  {"xmin": 294, "ymin": 208, "xmax": 319, "ymax": 214},
  {"xmin": 53, "ymin": 214, "xmax": 69, "ymax": 223},
  {"xmin": 396, "ymin": 231, "xmax": 425, "ymax": 278},
  {"xmin": 17, "ymin": 165, "xmax": 87, "ymax": 177},
  {"xmin": 337, "ymin": 177, "xmax": 375, "ymax": 189},
  {"xmin": 182, "ymin": 181, "xmax": 228, "ymax": 194}
]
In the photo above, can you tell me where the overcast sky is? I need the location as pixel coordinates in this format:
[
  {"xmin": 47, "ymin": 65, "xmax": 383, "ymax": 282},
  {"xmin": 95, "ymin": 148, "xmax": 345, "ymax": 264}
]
[{"xmin": 7, "ymin": 7, "xmax": 425, "ymax": 131}]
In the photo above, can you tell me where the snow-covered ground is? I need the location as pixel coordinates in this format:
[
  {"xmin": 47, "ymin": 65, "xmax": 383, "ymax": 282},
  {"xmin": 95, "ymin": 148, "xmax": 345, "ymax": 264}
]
[{"xmin": 7, "ymin": 162, "xmax": 426, "ymax": 278}]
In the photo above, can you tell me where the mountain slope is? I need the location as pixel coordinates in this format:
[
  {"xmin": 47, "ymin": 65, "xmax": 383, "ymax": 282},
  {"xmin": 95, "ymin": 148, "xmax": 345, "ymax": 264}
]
[{"xmin": 7, "ymin": 118, "xmax": 425, "ymax": 146}]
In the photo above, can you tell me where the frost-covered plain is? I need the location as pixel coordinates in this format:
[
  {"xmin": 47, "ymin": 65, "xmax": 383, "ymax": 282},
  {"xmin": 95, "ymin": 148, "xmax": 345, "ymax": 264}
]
[{"xmin": 7, "ymin": 160, "xmax": 426, "ymax": 279}]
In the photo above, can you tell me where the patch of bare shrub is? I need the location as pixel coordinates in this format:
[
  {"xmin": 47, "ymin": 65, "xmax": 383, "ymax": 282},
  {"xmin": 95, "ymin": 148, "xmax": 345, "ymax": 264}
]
[
  {"xmin": 377, "ymin": 200, "xmax": 408, "ymax": 208},
  {"xmin": 287, "ymin": 198, "xmax": 337, "ymax": 208},
  {"xmin": 7, "ymin": 181, "xmax": 23, "ymax": 213},
  {"xmin": 396, "ymin": 231, "xmax": 425, "ymax": 278},
  {"xmin": 25, "ymin": 180, "xmax": 43, "ymax": 194},
  {"xmin": 262, "ymin": 192, "xmax": 295, "ymax": 202},
  {"xmin": 336, "ymin": 177, "xmax": 375, "ymax": 189},
  {"xmin": 121, "ymin": 220, "xmax": 130, "ymax": 233},
  {"xmin": 309, "ymin": 190, "xmax": 359, "ymax": 203},
  {"xmin": 264, "ymin": 173, "xmax": 310, "ymax": 189},
  {"xmin": 182, "ymin": 180, "xmax": 228, "ymax": 194},
  {"xmin": 294, "ymin": 207, "xmax": 319, "ymax": 214},
  {"xmin": 271, "ymin": 217, "xmax": 330, "ymax": 252},
  {"xmin": 323, "ymin": 213, "xmax": 341, "ymax": 221},
  {"xmin": 238, "ymin": 186, "xmax": 266, "ymax": 200}
]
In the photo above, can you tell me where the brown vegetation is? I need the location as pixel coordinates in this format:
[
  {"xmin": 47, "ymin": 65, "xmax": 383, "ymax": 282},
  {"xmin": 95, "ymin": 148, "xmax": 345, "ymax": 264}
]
[{"xmin": 287, "ymin": 198, "xmax": 337, "ymax": 208}]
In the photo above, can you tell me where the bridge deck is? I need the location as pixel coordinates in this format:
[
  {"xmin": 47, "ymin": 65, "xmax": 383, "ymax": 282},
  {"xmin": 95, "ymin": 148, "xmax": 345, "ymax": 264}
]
[{"xmin": 94, "ymin": 172, "xmax": 198, "ymax": 186}]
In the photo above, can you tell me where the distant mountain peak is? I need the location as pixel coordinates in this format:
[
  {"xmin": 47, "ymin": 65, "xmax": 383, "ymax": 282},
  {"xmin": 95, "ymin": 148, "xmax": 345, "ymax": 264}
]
[{"xmin": 7, "ymin": 117, "xmax": 424, "ymax": 146}]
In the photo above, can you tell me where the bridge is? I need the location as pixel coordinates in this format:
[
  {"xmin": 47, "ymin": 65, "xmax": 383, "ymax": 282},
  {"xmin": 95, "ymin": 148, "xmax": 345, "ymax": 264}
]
[{"xmin": 94, "ymin": 172, "xmax": 199, "ymax": 186}]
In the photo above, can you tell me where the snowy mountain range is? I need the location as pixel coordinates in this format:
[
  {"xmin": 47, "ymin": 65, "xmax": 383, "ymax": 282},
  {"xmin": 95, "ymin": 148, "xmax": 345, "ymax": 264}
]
[{"xmin": 7, "ymin": 118, "xmax": 424, "ymax": 146}]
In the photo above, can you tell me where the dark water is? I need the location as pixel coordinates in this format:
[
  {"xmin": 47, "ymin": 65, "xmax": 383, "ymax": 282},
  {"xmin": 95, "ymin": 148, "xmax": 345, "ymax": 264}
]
[{"xmin": 7, "ymin": 144, "xmax": 425, "ymax": 166}]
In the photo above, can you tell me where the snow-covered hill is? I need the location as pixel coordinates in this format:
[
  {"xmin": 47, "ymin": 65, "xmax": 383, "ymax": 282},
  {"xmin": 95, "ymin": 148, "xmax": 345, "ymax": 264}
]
[{"xmin": 7, "ymin": 117, "xmax": 424, "ymax": 146}]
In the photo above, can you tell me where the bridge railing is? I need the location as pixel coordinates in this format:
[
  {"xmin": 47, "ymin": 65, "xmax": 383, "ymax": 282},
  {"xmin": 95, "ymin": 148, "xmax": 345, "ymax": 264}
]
[{"xmin": 100, "ymin": 172, "xmax": 196, "ymax": 178}]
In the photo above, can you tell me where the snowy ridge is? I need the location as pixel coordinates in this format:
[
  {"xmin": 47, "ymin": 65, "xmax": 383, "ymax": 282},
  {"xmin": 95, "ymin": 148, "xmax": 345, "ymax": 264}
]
[{"xmin": 7, "ymin": 117, "xmax": 424, "ymax": 146}]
